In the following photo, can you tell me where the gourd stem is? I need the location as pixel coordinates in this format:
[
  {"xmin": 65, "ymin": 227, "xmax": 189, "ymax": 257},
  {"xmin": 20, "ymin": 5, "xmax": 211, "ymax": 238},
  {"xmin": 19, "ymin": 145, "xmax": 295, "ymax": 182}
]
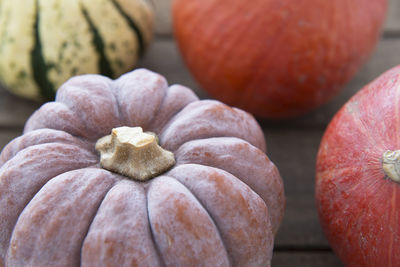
[
  {"xmin": 382, "ymin": 150, "xmax": 400, "ymax": 183},
  {"xmin": 95, "ymin": 127, "xmax": 175, "ymax": 181}
]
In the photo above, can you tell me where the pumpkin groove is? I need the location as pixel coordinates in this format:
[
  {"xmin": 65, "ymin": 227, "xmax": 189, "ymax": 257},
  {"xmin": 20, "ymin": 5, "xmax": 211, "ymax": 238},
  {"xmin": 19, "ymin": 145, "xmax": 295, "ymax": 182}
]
[
  {"xmin": 0, "ymin": 144, "xmax": 98, "ymax": 262},
  {"xmin": 6, "ymin": 168, "xmax": 118, "ymax": 267},
  {"xmin": 146, "ymin": 176, "xmax": 231, "ymax": 266},
  {"xmin": 82, "ymin": 179, "xmax": 163, "ymax": 266},
  {"xmin": 144, "ymin": 182, "xmax": 166, "ymax": 267},
  {"xmin": 0, "ymin": 128, "xmax": 94, "ymax": 166},
  {"xmin": 175, "ymin": 136, "xmax": 283, "ymax": 234},
  {"xmin": 164, "ymin": 175, "xmax": 231, "ymax": 263},
  {"xmin": 168, "ymin": 164, "xmax": 272, "ymax": 266},
  {"xmin": 0, "ymin": 69, "xmax": 284, "ymax": 266}
]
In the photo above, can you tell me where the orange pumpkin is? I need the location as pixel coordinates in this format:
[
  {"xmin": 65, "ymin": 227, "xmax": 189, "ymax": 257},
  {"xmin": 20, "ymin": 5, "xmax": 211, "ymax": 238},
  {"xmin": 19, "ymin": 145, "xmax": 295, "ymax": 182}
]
[
  {"xmin": 316, "ymin": 65, "xmax": 400, "ymax": 266},
  {"xmin": 173, "ymin": 0, "xmax": 387, "ymax": 118},
  {"xmin": 0, "ymin": 69, "xmax": 284, "ymax": 266}
]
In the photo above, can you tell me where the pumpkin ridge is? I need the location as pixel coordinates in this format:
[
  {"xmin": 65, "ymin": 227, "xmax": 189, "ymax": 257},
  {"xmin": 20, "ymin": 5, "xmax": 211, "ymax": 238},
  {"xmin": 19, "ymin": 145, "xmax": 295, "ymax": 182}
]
[
  {"xmin": 6, "ymin": 168, "xmax": 118, "ymax": 266},
  {"xmin": 0, "ymin": 144, "xmax": 98, "ymax": 262},
  {"xmin": 54, "ymin": 75, "xmax": 122, "ymax": 140},
  {"xmin": 167, "ymin": 164, "xmax": 272, "ymax": 265},
  {"xmin": 148, "ymin": 175, "xmax": 229, "ymax": 266},
  {"xmin": 145, "ymin": 84, "xmax": 171, "ymax": 132},
  {"xmin": 144, "ymin": 181, "xmax": 167, "ymax": 267},
  {"xmin": 1, "ymin": 141, "xmax": 96, "ymax": 168},
  {"xmin": 165, "ymin": 173, "xmax": 233, "ymax": 265},
  {"xmin": 31, "ymin": 0, "xmax": 56, "ymax": 100},
  {"xmin": 174, "ymin": 137, "xmax": 284, "ymax": 234},
  {"xmin": 79, "ymin": 3, "xmax": 113, "ymax": 78},
  {"xmin": 159, "ymin": 100, "xmax": 266, "ymax": 152},
  {"xmin": 81, "ymin": 179, "xmax": 163, "ymax": 266},
  {"xmin": 0, "ymin": 129, "xmax": 95, "ymax": 167},
  {"xmin": 78, "ymin": 173, "xmax": 120, "ymax": 265},
  {"xmin": 112, "ymin": 69, "xmax": 168, "ymax": 129},
  {"xmin": 110, "ymin": 0, "xmax": 145, "ymax": 58},
  {"xmin": 148, "ymin": 85, "xmax": 199, "ymax": 134},
  {"xmin": 2, "ymin": 69, "xmax": 283, "ymax": 265},
  {"xmin": 24, "ymin": 102, "xmax": 91, "ymax": 140},
  {"xmin": 110, "ymin": 80, "xmax": 125, "ymax": 128}
]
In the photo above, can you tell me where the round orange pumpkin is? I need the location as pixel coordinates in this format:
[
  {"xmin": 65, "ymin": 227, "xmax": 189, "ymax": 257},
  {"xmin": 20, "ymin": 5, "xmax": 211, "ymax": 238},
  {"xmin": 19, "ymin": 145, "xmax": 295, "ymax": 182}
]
[
  {"xmin": 316, "ymin": 65, "xmax": 400, "ymax": 266},
  {"xmin": 0, "ymin": 69, "xmax": 285, "ymax": 266},
  {"xmin": 173, "ymin": 0, "xmax": 387, "ymax": 118}
]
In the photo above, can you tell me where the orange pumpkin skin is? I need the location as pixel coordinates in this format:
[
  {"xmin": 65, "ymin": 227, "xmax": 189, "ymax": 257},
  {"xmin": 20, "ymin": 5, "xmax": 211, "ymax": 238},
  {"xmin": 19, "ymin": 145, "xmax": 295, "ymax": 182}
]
[
  {"xmin": 173, "ymin": 0, "xmax": 387, "ymax": 118},
  {"xmin": 316, "ymin": 65, "xmax": 400, "ymax": 266},
  {"xmin": 0, "ymin": 69, "xmax": 284, "ymax": 266}
]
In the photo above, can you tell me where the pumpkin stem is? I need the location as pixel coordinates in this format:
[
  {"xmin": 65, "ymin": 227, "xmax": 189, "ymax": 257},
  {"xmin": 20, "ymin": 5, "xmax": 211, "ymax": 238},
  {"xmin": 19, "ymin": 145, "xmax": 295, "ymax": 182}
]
[
  {"xmin": 95, "ymin": 126, "xmax": 175, "ymax": 181},
  {"xmin": 382, "ymin": 150, "xmax": 400, "ymax": 183}
]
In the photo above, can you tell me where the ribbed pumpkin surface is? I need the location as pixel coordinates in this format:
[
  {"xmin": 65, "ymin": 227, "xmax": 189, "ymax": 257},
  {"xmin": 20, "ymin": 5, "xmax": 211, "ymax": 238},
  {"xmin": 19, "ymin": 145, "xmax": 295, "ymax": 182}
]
[
  {"xmin": 0, "ymin": 0, "xmax": 153, "ymax": 100},
  {"xmin": 0, "ymin": 69, "xmax": 285, "ymax": 266}
]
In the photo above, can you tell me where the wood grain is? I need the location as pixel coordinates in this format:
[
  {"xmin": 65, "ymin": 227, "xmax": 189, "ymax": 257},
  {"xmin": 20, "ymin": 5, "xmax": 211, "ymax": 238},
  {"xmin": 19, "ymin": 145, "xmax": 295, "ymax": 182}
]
[
  {"xmin": 272, "ymin": 251, "xmax": 343, "ymax": 267},
  {"xmin": 264, "ymin": 128, "xmax": 327, "ymax": 247}
]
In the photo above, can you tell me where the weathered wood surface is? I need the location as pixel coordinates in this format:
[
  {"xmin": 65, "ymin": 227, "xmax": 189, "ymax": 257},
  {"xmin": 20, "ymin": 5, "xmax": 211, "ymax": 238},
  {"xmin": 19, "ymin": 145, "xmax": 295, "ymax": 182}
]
[
  {"xmin": 0, "ymin": 1, "xmax": 399, "ymax": 266},
  {"xmin": 272, "ymin": 252, "xmax": 343, "ymax": 266}
]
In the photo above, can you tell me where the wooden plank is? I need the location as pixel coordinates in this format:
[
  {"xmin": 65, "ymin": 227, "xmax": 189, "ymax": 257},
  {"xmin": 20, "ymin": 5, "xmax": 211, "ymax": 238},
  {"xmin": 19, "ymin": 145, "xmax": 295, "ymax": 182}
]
[
  {"xmin": 272, "ymin": 251, "xmax": 343, "ymax": 267},
  {"xmin": 152, "ymin": 0, "xmax": 400, "ymax": 36},
  {"xmin": 275, "ymin": 194, "xmax": 328, "ymax": 247},
  {"xmin": 264, "ymin": 128, "xmax": 329, "ymax": 247}
]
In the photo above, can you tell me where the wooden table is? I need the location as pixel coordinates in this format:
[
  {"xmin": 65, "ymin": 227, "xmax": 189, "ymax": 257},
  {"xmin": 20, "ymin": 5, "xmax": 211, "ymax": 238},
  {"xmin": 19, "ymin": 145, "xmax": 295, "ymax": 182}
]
[{"xmin": 0, "ymin": 1, "xmax": 399, "ymax": 266}]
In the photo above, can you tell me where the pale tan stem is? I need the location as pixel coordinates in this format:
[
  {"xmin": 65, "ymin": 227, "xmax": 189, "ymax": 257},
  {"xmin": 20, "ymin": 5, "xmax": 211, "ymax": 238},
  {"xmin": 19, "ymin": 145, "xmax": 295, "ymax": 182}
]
[
  {"xmin": 382, "ymin": 150, "xmax": 400, "ymax": 183},
  {"xmin": 95, "ymin": 127, "xmax": 175, "ymax": 181}
]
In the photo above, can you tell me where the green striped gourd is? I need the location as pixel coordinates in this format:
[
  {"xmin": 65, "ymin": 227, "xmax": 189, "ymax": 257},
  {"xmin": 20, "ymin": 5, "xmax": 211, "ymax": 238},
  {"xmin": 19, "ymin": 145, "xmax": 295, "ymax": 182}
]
[{"xmin": 0, "ymin": 0, "xmax": 154, "ymax": 100}]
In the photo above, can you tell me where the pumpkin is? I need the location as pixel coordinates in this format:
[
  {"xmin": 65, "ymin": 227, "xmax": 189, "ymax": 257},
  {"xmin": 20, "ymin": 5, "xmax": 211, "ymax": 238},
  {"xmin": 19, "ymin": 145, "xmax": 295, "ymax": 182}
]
[
  {"xmin": 0, "ymin": 69, "xmax": 285, "ymax": 266},
  {"xmin": 0, "ymin": 0, "xmax": 153, "ymax": 101},
  {"xmin": 172, "ymin": 0, "xmax": 387, "ymax": 119},
  {"xmin": 315, "ymin": 65, "xmax": 400, "ymax": 266}
]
